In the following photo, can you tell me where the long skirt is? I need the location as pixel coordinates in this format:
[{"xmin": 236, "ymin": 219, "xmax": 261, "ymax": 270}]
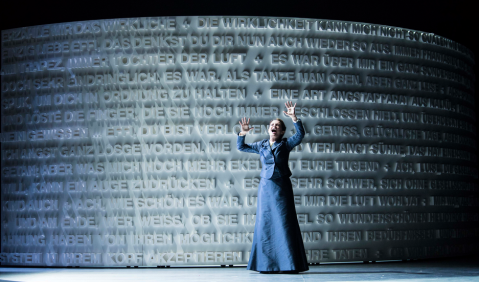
[{"xmin": 247, "ymin": 176, "xmax": 309, "ymax": 272}]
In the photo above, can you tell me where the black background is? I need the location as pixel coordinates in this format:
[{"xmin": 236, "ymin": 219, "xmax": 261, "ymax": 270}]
[{"xmin": 0, "ymin": 0, "xmax": 477, "ymax": 55}]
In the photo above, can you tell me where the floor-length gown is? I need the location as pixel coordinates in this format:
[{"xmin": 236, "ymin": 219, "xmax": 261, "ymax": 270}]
[{"xmin": 246, "ymin": 175, "xmax": 309, "ymax": 272}]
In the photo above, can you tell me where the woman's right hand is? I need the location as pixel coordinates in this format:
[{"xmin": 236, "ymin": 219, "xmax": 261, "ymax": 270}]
[{"xmin": 239, "ymin": 117, "xmax": 254, "ymax": 135}]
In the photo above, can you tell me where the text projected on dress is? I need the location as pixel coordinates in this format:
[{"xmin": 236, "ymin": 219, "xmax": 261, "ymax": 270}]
[{"xmin": 1, "ymin": 16, "xmax": 477, "ymax": 266}]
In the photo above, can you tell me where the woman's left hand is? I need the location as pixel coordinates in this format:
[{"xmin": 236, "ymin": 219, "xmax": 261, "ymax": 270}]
[{"xmin": 283, "ymin": 101, "xmax": 297, "ymax": 121}]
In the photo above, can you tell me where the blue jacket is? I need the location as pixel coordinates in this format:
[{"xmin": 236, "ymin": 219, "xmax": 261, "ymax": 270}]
[{"xmin": 237, "ymin": 120, "xmax": 305, "ymax": 179}]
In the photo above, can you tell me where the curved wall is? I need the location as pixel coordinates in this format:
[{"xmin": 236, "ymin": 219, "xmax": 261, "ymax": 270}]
[{"xmin": 0, "ymin": 16, "xmax": 477, "ymax": 266}]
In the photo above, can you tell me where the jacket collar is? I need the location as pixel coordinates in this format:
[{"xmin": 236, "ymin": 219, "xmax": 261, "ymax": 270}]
[{"xmin": 262, "ymin": 139, "xmax": 284, "ymax": 151}]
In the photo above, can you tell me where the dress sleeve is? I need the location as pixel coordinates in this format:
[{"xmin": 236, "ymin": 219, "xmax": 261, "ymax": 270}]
[
  {"xmin": 237, "ymin": 134, "xmax": 261, "ymax": 154},
  {"xmin": 286, "ymin": 119, "xmax": 305, "ymax": 151}
]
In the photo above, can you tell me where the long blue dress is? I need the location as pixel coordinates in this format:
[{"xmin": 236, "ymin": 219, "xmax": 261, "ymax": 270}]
[{"xmin": 237, "ymin": 120, "xmax": 309, "ymax": 272}]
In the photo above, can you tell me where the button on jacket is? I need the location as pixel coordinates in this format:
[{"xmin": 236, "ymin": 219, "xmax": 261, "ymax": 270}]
[{"xmin": 237, "ymin": 120, "xmax": 305, "ymax": 179}]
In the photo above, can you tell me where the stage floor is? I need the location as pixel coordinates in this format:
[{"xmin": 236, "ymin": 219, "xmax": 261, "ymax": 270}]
[{"xmin": 1, "ymin": 256, "xmax": 479, "ymax": 282}]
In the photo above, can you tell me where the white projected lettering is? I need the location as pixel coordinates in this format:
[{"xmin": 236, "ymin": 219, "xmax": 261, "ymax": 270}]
[{"xmin": 1, "ymin": 16, "xmax": 477, "ymax": 266}]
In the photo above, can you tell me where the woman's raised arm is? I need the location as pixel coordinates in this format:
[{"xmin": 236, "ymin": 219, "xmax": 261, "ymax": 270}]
[
  {"xmin": 284, "ymin": 102, "xmax": 305, "ymax": 150},
  {"xmin": 237, "ymin": 117, "xmax": 261, "ymax": 154}
]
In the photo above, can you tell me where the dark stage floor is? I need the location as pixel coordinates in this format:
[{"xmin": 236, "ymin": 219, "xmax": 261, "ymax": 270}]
[{"xmin": 1, "ymin": 256, "xmax": 479, "ymax": 282}]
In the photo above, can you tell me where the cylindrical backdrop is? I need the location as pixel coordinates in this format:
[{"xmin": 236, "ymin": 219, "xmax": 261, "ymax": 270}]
[{"xmin": 0, "ymin": 16, "xmax": 477, "ymax": 267}]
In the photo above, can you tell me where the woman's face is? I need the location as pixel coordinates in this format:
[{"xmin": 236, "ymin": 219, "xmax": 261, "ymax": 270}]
[{"xmin": 269, "ymin": 120, "xmax": 285, "ymax": 139}]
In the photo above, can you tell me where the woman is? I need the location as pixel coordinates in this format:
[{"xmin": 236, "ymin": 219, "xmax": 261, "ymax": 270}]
[{"xmin": 237, "ymin": 101, "xmax": 309, "ymax": 274}]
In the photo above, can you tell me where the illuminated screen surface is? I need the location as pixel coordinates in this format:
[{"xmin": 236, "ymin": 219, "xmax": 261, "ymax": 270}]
[{"xmin": 1, "ymin": 16, "xmax": 477, "ymax": 266}]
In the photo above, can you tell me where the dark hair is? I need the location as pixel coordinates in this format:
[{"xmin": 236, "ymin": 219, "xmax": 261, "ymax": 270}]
[{"xmin": 270, "ymin": 118, "xmax": 286, "ymax": 131}]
